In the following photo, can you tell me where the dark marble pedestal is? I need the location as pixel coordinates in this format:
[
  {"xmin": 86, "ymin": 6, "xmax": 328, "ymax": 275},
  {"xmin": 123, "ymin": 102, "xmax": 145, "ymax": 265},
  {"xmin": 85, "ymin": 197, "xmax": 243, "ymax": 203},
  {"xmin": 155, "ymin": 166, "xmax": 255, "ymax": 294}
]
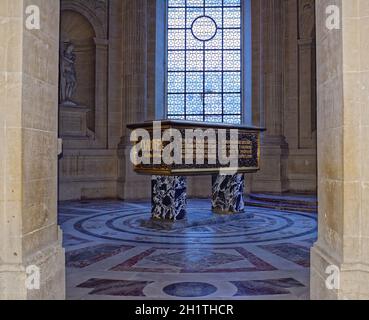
[
  {"xmin": 212, "ymin": 174, "xmax": 245, "ymax": 214},
  {"xmin": 152, "ymin": 176, "xmax": 187, "ymax": 221}
]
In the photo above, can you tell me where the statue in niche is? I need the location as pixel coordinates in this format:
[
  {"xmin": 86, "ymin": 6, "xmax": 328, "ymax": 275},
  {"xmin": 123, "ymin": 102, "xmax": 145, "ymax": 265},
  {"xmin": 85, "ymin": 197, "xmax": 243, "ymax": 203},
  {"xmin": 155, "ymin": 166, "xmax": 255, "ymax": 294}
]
[{"xmin": 60, "ymin": 41, "xmax": 78, "ymax": 106}]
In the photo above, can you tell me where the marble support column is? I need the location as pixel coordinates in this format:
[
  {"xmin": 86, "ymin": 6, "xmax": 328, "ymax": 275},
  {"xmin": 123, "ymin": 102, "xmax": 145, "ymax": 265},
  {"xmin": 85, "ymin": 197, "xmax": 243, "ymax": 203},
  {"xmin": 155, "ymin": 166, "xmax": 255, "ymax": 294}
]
[
  {"xmin": 212, "ymin": 174, "xmax": 245, "ymax": 214},
  {"xmin": 152, "ymin": 176, "xmax": 187, "ymax": 221},
  {"xmin": 311, "ymin": 0, "xmax": 369, "ymax": 300},
  {"xmin": 0, "ymin": 0, "xmax": 65, "ymax": 299}
]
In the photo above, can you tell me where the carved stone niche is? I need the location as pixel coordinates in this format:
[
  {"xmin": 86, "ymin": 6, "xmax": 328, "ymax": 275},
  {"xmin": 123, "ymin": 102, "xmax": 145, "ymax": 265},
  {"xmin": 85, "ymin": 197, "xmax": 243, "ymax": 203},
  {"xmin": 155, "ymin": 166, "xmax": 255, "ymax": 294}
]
[{"xmin": 59, "ymin": 0, "xmax": 108, "ymax": 149}]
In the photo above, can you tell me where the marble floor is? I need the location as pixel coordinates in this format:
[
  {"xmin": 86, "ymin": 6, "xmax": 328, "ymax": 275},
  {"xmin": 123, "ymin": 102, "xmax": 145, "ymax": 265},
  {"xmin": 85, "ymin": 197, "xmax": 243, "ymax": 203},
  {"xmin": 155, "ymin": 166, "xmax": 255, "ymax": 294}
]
[{"xmin": 59, "ymin": 199, "xmax": 317, "ymax": 300}]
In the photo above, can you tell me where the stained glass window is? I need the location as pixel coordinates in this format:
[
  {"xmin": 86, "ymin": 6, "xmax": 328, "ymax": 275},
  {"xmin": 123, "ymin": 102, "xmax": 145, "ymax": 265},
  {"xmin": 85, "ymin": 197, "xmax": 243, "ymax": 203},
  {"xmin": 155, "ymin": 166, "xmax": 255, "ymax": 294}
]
[{"xmin": 167, "ymin": 0, "xmax": 242, "ymax": 124}]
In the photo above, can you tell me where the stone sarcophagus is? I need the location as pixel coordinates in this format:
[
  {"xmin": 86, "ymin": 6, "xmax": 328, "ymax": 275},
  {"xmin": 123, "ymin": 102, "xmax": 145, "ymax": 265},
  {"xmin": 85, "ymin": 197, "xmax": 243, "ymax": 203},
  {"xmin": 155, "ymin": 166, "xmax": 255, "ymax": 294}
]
[
  {"xmin": 127, "ymin": 120, "xmax": 265, "ymax": 175},
  {"xmin": 127, "ymin": 120, "xmax": 265, "ymax": 221}
]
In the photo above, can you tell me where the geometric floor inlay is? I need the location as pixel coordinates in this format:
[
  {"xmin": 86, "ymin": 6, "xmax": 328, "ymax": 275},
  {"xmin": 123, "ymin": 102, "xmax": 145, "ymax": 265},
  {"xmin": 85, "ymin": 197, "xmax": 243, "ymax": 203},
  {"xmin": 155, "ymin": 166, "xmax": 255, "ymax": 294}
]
[
  {"xmin": 259, "ymin": 243, "xmax": 311, "ymax": 267},
  {"xmin": 231, "ymin": 278, "xmax": 305, "ymax": 296},
  {"xmin": 109, "ymin": 247, "xmax": 276, "ymax": 273},
  {"xmin": 59, "ymin": 199, "xmax": 317, "ymax": 300},
  {"xmin": 66, "ymin": 244, "xmax": 134, "ymax": 268},
  {"xmin": 147, "ymin": 250, "xmax": 244, "ymax": 268},
  {"xmin": 77, "ymin": 279, "xmax": 152, "ymax": 297},
  {"xmin": 163, "ymin": 282, "xmax": 218, "ymax": 298},
  {"xmin": 71, "ymin": 207, "xmax": 317, "ymax": 246}
]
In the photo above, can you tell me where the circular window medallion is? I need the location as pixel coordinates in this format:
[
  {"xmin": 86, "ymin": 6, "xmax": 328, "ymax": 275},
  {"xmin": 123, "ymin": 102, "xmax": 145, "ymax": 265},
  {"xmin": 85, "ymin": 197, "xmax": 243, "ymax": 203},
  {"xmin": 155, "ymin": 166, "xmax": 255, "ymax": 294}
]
[{"xmin": 191, "ymin": 16, "xmax": 217, "ymax": 42}]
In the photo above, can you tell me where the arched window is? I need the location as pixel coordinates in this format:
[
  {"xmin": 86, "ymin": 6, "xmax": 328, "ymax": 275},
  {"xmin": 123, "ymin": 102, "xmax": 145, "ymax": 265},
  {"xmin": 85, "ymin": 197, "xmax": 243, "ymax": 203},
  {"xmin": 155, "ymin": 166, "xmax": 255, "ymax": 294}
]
[{"xmin": 165, "ymin": 0, "xmax": 251, "ymax": 124}]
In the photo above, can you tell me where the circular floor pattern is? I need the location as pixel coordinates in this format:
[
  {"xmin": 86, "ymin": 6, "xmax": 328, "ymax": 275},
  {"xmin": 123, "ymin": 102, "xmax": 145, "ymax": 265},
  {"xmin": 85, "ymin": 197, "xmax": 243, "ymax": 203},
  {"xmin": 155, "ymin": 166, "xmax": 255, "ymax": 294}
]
[
  {"xmin": 163, "ymin": 282, "xmax": 218, "ymax": 298},
  {"xmin": 71, "ymin": 206, "xmax": 317, "ymax": 246}
]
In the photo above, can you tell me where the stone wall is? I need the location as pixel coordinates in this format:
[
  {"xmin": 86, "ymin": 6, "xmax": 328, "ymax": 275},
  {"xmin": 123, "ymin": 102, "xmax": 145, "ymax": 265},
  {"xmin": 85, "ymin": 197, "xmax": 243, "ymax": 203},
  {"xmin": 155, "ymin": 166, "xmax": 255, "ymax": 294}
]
[{"xmin": 250, "ymin": 0, "xmax": 317, "ymax": 194}]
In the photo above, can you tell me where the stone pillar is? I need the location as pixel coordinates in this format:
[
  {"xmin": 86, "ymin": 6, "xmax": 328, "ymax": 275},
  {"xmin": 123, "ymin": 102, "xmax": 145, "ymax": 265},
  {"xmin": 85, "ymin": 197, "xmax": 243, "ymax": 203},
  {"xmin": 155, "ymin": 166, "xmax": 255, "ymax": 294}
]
[
  {"xmin": 117, "ymin": 0, "xmax": 151, "ymax": 200},
  {"xmin": 0, "ymin": 0, "xmax": 65, "ymax": 299},
  {"xmin": 94, "ymin": 37, "xmax": 109, "ymax": 148},
  {"xmin": 298, "ymin": 0, "xmax": 316, "ymax": 149},
  {"xmin": 311, "ymin": 0, "xmax": 369, "ymax": 299},
  {"xmin": 212, "ymin": 174, "xmax": 245, "ymax": 214},
  {"xmin": 152, "ymin": 176, "xmax": 187, "ymax": 221},
  {"xmin": 108, "ymin": 0, "xmax": 124, "ymax": 149},
  {"xmin": 251, "ymin": 0, "xmax": 289, "ymax": 194}
]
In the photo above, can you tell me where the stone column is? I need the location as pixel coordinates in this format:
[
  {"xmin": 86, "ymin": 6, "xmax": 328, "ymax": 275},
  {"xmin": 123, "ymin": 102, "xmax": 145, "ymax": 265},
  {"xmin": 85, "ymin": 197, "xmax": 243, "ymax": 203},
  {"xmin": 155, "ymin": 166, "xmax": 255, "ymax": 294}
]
[
  {"xmin": 108, "ymin": 0, "xmax": 124, "ymax": 149},
  {"xmin": 298, "ymin": 0, "xmax": 316, "ymax": 149},
  {"xmin": 311, "ymin": 0, "xmax": 369, "ymax": 299},
  {"xmin": 212, "ymin": 174, "xmax": 245, "ymax": 214},
  {"xmin": 152, "ymin": 176, "xmax": 187, "ymax": 221},
  {"xmin": 251, "ymin": 0, "xmax": 289, "ymax": 193},
  {"xmin": 94, "ymin": 37, "xmax": 109, "ymax": 148},
  {"xmin": 117, "ymin": 0, "xmax": 151, "ymax": 200},
  {"xmin": 0, "ymin": 0, "xmax": 65, "ymax": 299}
]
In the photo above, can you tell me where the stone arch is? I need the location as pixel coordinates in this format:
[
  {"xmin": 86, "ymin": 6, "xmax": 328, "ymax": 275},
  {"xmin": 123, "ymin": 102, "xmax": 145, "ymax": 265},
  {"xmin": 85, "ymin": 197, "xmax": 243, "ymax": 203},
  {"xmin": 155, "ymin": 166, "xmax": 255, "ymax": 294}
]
[{"xmin": 60, "ymin": 0, "xmax": 107, "ymax": 39}]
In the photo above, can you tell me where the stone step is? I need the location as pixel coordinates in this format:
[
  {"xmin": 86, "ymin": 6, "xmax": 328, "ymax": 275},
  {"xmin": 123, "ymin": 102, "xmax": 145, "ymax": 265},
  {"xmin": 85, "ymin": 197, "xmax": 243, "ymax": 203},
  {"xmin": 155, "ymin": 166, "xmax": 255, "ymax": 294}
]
[{"xmin": 245, "ymin": 193, "xmax": 317, "ymax": 213}]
